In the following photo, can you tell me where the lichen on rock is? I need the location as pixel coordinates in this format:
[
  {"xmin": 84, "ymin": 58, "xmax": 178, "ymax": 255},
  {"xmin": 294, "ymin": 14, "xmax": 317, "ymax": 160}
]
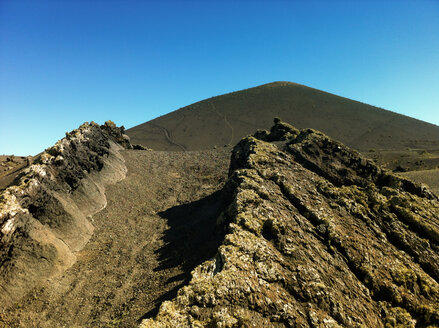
[{"xmin": 141, "ymin": 119, "xmax": 439, "ymax": 327}]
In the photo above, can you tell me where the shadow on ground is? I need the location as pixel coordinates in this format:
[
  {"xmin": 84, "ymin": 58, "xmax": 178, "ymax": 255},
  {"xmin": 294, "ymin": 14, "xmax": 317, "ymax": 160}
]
[{"xmin": 139, "ymin": 190, "xmax": 226, "ymax": 320}]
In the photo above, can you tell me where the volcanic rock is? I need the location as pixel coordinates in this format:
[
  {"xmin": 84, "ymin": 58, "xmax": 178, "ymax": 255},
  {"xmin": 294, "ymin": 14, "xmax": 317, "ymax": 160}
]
[
  {"xmin": 141, "ymin": 120, "xmax": 439, "ymax": 327},
  {"xmin": 0, "ymin": 121, "xmax": 131, "ymax": 308}
]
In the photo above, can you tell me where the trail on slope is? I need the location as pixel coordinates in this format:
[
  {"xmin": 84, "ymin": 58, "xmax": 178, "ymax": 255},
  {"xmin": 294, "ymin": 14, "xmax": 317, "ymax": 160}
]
[
  {"xmin": 1, "ymin": 148, "xmax": 230, "ymax": 328},
  {"xmin": 147, "ymin": 122, "xmax": 188, "ymax": 151},
  {"xmin": 211, "ymin": 102, "xmax": 234, "ymax": 145}
]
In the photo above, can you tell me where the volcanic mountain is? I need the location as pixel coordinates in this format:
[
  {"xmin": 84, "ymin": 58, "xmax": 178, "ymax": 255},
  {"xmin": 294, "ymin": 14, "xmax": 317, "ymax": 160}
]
[
  {"xmin": 127, "ymin": 81, "xmax": 439, "ymax": 153},
  {"xmin": 126, "ymin": 82, "xmax": 439, "ymax": 193}
]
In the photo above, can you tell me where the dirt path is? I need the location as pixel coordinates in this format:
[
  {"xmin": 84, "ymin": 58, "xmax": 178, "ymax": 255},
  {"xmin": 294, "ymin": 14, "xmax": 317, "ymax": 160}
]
[
  {"xmin": 211, "ymin": 102, "xmax": 234, "ymax": 145},
  {"xmin": 1, "ymin": 148, "xmax": 230, "ymax": 328},
  {"xmin": 147, "ymin": 123, "xmax": 188, "ymax": 151}
]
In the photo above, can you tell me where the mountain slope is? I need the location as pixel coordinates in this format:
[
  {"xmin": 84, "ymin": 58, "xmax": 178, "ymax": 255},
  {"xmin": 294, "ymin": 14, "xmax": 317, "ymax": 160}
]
[{"xmin": 127, "ymin": 82, "xmax": 439, "ymax": 153}]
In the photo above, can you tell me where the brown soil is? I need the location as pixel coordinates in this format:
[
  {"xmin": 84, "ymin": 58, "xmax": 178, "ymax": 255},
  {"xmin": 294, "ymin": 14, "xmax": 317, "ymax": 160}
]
[
  {"xmin": 366, "ymin": 149, "xmax": 439, "ymax": 172},
  {"xmin": 0, "ymin": 148, "xmax": 231, "ymax": 328},
  {"xmin": 400, "ymin": 168, "xmax": 439, "ymax": 195}
]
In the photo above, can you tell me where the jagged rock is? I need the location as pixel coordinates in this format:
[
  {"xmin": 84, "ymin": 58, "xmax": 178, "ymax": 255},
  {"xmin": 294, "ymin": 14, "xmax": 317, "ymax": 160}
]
[
  {"xmin": 253, "ymin": 117, "xmax": 300, "ymax": 142},
  {"xmin": 141, "ymin": 120, "xmax": 439, "ymax": 327},
  {"xmin": 101, "ymin": 120, "xmax": 133, "ymax": 149},
  {"xmin": 0, "ymin": 121, "xmax": 131, "ymax": 308},
  {"xmin": 394, "ymin": 165, "xmax": 409, "ymax": 173},
  {"xmin": 132, "ymin": 144, "xmax": 151, "ymax": 150}
]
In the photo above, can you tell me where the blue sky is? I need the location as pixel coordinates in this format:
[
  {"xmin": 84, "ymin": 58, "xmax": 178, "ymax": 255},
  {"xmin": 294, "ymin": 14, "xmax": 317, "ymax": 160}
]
[{"xmin": 1, "ymin": 0, "xmax": 438, "ymax": 155}]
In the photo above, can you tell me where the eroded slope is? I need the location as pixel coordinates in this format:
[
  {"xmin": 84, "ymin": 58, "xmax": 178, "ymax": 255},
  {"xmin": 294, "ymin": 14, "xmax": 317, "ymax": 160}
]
[
  {"xmin": 0, "ymin": 121, "xmax": 131, "ymax": 309},
  {"xmin": 142, "ymin": 120, "xmax": 439, "ymax": 327}
]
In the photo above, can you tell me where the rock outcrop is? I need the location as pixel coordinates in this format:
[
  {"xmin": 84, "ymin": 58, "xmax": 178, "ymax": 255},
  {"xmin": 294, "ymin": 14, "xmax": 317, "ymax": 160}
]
[
  {"xmin": 141, "ymin": 120, "xmax": 439, "ymax": 327},
  {"xmin": 0, "ymin": 121, "xmax": 131, "ymax": 308}
]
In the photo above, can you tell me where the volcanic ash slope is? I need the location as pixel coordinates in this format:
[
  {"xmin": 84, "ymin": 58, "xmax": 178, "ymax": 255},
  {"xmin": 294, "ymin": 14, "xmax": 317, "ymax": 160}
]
[{"xmin": 141, "ymin": 120, "xmax": 439, "ymax": 328}]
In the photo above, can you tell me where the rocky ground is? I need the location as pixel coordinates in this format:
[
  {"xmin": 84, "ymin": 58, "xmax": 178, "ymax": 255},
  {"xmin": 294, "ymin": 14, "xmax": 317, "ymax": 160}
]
[
  {"xmin": 0, "ymin": 148, "xmax": 231, "ymax": 327},
  {"xmin": 2, "ymin": 120, "xmax": 439, "ymax": 328}
]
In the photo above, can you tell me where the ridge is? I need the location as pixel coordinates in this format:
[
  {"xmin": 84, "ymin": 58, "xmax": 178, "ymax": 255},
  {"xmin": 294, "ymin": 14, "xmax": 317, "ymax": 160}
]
[
  {"xmin": 141, "ymin": 119, "xmax": 439, "ymax": 327},
  {"xmin": 0, "ymin": 121, "xmax": 132, "ymax": 308}
]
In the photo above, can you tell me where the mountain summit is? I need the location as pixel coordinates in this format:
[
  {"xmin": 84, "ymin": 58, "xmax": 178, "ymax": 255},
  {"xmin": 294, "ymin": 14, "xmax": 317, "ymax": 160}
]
[{"xmin": 127, "ymin": 82, "xmax": 439, "ymax": 152}]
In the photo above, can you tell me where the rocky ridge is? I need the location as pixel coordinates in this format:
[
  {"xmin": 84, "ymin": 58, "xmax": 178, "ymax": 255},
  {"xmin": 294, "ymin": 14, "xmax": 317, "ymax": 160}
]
[
  {"xmin": 0, "ymin": 121, "xmax": 132, "ymax": 308},
  {"xmin": 141, "ymin": 120, "xmax": 439, "ymax": 327}
]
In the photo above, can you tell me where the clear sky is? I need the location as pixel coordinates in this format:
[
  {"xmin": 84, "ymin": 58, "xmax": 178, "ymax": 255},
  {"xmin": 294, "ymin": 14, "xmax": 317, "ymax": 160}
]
[{"xmin": 1, "ymin": 0, "xmax": 438, "ymax": 155}]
